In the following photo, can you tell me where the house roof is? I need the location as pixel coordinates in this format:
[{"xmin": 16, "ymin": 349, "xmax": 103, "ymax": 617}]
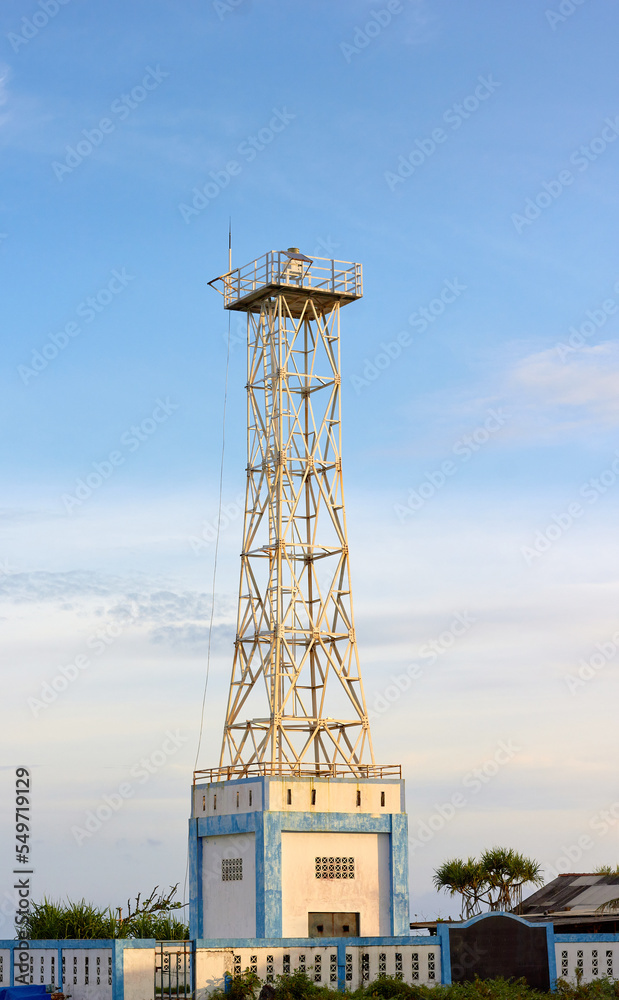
[{"xmin": 520, "ymin": 873, "xmax": 619, "ymax": 922}]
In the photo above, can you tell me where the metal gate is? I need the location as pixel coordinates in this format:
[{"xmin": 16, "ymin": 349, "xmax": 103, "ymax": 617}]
[{"xmin": 155, "ymin": 942, "xmax": 193, "ymax": 1000}]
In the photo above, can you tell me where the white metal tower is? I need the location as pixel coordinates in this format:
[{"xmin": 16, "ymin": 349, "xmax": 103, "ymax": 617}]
[{"xmin": 208, "ymin": 248, "xmax": 374, "ymax": 777}]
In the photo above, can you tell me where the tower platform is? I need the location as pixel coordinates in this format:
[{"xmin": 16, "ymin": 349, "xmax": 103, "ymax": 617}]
[{"xmin": 208, "ymin": 249, "xmax": 363, "ymax": 316}]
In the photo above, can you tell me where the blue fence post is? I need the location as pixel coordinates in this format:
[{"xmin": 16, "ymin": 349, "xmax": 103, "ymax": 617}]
[
  {"xmin": 436, "ymin": 923, "xmax": 451, "ymax": 985},
  {"xmin": 546, "ymin": 923, "xmax": 557, "ymax": 991},
  {"xmin": 336, "ymin": 940, "xmax": 346, "ymax": 992}
]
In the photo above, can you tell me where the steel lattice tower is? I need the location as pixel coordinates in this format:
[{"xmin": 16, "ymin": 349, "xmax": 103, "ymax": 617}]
[{"xmin": 209, "ymin": 248, "xmax": 374, "ymax": 777}]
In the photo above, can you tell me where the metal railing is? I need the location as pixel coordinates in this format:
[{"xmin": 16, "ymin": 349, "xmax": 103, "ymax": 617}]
[
  {"xmin": 210, "ymin": 252, "xmax": 363, "ymax": 308},
  {"xmin": 193, "ymin": 762, "xmax": 401, "ymax": 783}
]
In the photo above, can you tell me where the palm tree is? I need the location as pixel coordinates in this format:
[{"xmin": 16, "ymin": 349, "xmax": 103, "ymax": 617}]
[
  {"xmin": 480, "ymin": 847, "xmax": 543, "ymax": 911},
  {"xmin": 432, "ymin": 857, "xmax": 487, "ymax": 919},
  {"xmin": 433, "ymin": 848, "xmax": 544, "ymax": 918}
]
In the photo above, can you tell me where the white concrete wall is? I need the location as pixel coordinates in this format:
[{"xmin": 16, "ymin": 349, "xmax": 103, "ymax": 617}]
[
  {"xmin": 280, "ymin": 831, "xmax": 390, "ymax": 937},
  {"xmin": 195, "ymin": 949, "xmax": 234, "ymax": 1000},
  {"xmin": 193, "ymin": 777, "xmax": 404, "ymax": 817},
  {"xmin": 22, "ymin": 948, "xmax": 58, "ymax": 988},
  {"xmin": 123, "ymin": 948, "xmax": 154, "ymax": 1000},
  {"xmin": 0, "ymin": 946, "xmax": 112, "ymax": 999},
  {"xmin": 267, "ymin": 778, "xmax": 402, "ymax": 814},
  {"xmin": 195, "ymin": 945, "xmax": 439, "ymax": 994},
  {"xmin": 202, "ymin": 832, "xmax": 256, "ymax": 938},
  {"xmin": 556, "ymin": 941, "xmax": 619, "ymax": 982},
  {"xmin": 194, "ymin": 781, "xmax": 262, "ymax": 817},
  {"xmin": 62, "ymin": 948, "xmax": 113, "ymax": 1000}
]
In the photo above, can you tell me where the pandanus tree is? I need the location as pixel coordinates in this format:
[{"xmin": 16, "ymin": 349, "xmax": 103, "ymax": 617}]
[
  {"xmin": 433, "ymin": 848, "xmax": 544, "ymax": 918},
  {"xmin": 481, "ymin": 847, "xmax": 544, "ymax": 911},
  {"xmin": 432, "ymin": 857, "xmax": 488, "ymax": 919}
]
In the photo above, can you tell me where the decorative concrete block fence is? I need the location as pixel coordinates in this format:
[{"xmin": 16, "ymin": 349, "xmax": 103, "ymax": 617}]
[{"xmin": 2, "ymin": 915, "xmax": 618, "ymax": 998}]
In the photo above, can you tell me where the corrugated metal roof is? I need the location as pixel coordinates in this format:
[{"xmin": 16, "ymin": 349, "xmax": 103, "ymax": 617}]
[{"xmin": 521, "ymin": 874, "xmax": 619, "ymax": 915}]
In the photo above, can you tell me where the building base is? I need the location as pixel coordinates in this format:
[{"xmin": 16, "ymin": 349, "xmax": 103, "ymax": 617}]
[{"xmin": 189, "ymin": 774, "xmax": 409, "ymax": 940}]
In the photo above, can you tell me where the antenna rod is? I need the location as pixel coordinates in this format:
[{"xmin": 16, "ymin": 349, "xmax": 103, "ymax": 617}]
[{"xmin": 228, "ymin": 219, "xmax": 232, "ymax": 273}]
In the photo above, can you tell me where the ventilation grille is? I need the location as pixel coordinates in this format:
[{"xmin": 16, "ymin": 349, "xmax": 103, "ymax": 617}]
[
  {"xmin": 315, "ymin": 856, "xmax": 355, "ymax": 879},
  {"xmin": 222, "ymin": 858, "xmax": 243, "ymax": 881}
]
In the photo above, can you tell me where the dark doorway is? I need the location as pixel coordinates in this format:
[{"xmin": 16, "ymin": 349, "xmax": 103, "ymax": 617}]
[{"xmin": 308, "ymin": 912, "xmax": 360, "ymax": 937}]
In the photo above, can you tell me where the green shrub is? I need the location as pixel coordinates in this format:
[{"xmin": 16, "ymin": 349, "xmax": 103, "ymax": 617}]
[{"xmin": 217, "ymin": 972, "xmax": 619, "ymax": 1000}]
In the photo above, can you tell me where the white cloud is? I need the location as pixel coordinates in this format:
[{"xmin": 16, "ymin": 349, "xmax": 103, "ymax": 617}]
[{"xmin": 512, "ymin": 341, "xmax": 619, "ymax": 426}]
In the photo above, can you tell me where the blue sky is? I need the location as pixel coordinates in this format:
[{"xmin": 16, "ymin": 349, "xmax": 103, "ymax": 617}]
[{"xmin": 1, "ymin": 0, "xmax": 619, "ymax": 927}]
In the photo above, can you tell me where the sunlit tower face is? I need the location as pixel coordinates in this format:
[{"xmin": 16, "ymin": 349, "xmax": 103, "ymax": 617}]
[{"xmin": 210, "ymin": 248, "xmax": 373, "ymax": 776}]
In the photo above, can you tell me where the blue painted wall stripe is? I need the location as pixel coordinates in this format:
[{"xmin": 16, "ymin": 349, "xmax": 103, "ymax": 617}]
[
  {"xmin": 112, "ymin": 938, "xmax": 123, "ymax": 1000},
  {"xmin": 263, "ymin": 812, "xmax": 283, "ymax": 937},
  {"xmin": 188, "ymin": 818, "xmax": 201, "ymax": 940},
  {"xmin": 198, "ymin": 811, "xmax": 391, "ymax": 837},
  {"xmin": 255, "ymin": 812, "xmax": 265, "ymax": 938},
  {"xmin": 390, "ymin": 813, "xmax": 409, "ymax": 936}
]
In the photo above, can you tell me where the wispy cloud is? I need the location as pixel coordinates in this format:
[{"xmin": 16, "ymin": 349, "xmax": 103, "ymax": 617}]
[
  {"xmin": 511, "ymin": 341, "xmax": 619, "ymax": 428},
  {"xmin": 0, "ymin": 569, "xmax": 235, "ymax": 648}
]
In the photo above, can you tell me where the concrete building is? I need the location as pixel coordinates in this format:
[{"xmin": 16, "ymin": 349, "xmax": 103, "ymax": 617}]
[{"xmin": 189, "ymin": 772, "xmax": 409, "ymax": 940}]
